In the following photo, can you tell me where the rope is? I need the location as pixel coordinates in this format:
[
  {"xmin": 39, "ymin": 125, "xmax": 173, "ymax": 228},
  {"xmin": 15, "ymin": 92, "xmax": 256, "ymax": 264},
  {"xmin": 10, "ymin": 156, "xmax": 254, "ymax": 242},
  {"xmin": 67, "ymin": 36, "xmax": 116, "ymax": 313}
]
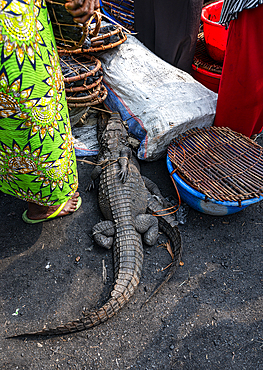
[
  {"xmin": 77, "ymin": 156, "xmax": 129, "ymax": 169},
  {"xmin": 78, "ymin": 157, "xmax": 180, "ymax": 215},
  {"xmin": 151, "ymin": 174, "xmax": 181, "ymax": 217}
]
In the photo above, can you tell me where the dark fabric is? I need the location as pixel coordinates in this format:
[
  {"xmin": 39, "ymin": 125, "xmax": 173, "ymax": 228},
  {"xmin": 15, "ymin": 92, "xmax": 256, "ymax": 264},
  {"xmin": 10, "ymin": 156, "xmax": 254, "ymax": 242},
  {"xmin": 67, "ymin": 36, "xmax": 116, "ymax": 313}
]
[
  {"xmin": 133, "ymin": 0, "xmax": 203, "ymax": 73},
  {"xmin": 214, "ymin": 5, "xmax": 263, "ymax": 137}
]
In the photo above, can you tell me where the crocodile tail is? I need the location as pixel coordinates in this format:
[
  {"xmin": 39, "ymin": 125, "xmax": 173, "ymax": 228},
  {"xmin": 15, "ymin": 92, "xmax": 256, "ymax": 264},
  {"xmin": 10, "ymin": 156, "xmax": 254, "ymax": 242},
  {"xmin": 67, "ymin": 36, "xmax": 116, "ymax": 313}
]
[
  {"xmin": 157, "ymin": 216, "xmax": 182, "ymax": 267},
  {"xmin": 147, "ymin": 196, "xmax": 182, "ymax": 267},
  {"xmin": 137, "ymin": 196, "xmax": 182, "ymax": 307},
  {"xmin": 9, "ymin": 274, "xmax": 140, "ymax": 337}
]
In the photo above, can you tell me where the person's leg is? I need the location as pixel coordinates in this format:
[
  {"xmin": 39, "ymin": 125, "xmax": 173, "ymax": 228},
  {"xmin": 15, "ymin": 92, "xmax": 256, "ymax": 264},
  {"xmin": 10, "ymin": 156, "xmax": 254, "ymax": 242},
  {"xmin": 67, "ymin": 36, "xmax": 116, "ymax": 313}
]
[
  {"xmin": 214, "ymin": 5, "xmax": 263, "ymax": 137},
  {"xmin": 154, "ymin": 0, "xmax": 203, "ymax": 73},
  {"xmin": 134, "ymin": 0, "xmax": 203, "ymax": 73},
  {"xmin": 0, "ymin": 1, "xmax": 80, "ymax": 221},
  {"xmin": 26, "ymin": 192, "xmax": 80, "ymax": 221},
  {"xmin": 134, "ymin": 0, "xmax": 155, "ymax": 53}
]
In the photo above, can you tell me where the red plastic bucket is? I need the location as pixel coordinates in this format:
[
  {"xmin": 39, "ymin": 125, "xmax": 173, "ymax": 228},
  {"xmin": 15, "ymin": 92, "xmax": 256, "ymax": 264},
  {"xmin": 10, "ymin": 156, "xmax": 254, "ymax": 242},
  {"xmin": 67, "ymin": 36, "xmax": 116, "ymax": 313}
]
[
  {"xmin": 201, "ymin": 0, "xmax": 228, "ymax": 62},
  {"xmin": 191, "ymin": 64, "xmax": 221, "ymax": 93}
]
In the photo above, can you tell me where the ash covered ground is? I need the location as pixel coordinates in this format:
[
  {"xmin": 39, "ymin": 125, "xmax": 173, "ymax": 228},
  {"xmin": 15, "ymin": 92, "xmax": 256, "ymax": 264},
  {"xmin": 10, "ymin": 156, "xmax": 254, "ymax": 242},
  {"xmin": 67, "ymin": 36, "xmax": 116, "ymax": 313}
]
[{"xmin": 1, "ymin": 136, "xmax": 262, "ymax": 370}]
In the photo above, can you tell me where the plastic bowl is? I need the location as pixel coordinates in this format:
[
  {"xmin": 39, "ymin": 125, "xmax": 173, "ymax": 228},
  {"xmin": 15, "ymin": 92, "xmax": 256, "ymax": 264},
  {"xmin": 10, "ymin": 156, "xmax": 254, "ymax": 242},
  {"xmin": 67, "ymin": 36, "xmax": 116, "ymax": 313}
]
[
  {"xmin": 191, "ymin": 64, "xmax": 221, "ymax": 93},
  {"xmin": 201, "ymin": 0, "xmax": 228, "ymax": 62},
  {"xmin": 167, "ymin": 155, "xmax": 263, "ymax": 216}
]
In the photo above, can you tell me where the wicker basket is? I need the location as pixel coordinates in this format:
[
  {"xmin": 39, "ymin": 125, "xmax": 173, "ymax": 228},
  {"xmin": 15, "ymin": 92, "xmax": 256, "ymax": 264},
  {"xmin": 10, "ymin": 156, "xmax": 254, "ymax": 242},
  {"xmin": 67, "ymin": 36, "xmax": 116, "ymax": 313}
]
[
  {"xmin": 46, "ymin": 1, "xmax": 102, "ymax": 50},
  {"xmin": 60, "ymin": 53, "xmax": 107, "ymax": 107},
  {"xmin": 60, "ymin": 53, "xmax": 102, "ymax": 91},
  {"xmin": 57, "ymin": 14, "xmax": 127, "ymax": 54},
  {"xmin": 193, "ymin": 32, "xmax": 223, "ymax": 74},
  {"xmin": 67, "ymin": 84, "xmax": 108, "ymax": 108},
  {"xmin": 101, "ymin": 0, "xmax": 134, "ymax": 32},
  {"xmin": 46, "ymin": 0, "xmax": 88, "ymax": 49},
  {"xmin": 86, "ymin": 23, "xmax": 127, "ymax": 52},
  {"xmin": 167, "ymin": 127, "xmax": 263, "ymax": 204}
]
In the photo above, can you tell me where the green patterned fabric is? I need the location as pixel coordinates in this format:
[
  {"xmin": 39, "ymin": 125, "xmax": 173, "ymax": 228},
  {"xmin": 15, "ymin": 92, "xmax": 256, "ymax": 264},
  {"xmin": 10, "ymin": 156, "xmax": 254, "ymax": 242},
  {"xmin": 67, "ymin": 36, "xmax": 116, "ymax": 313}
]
[{"xmin": 0, "ymin": 0, "xmax": 78, "ymax": 206}]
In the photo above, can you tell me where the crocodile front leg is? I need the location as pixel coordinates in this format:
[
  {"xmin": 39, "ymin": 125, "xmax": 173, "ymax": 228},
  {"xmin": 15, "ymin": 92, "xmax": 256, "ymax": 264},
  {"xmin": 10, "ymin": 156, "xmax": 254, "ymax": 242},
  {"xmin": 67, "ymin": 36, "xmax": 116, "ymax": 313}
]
[
  {"xmin": 134, "ymin": 214, "xmax": 159, "ymax": 246},
  {"xmin": 118, "ymin": 147, "xmax": 132, "ymax": 183},
  {"xmin": 92, "ymin": 220, "xmax": 115, "ymax": 249},
  {"xmin": 87, "ymin": 165, "xmax": 103, "ymax": 191}
]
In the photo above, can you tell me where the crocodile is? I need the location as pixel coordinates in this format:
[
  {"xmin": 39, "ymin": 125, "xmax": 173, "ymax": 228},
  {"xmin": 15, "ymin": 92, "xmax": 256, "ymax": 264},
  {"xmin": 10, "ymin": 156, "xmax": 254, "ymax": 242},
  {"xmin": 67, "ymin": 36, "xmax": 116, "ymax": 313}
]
[{"xmin": 11, "ymin": 112, "xmax": 182, "ymax": 337}]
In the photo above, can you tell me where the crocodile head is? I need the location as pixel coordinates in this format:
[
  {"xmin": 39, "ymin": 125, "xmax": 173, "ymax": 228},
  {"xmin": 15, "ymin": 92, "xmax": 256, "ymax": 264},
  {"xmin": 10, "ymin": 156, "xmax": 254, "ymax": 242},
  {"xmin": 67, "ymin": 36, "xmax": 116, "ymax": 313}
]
[{"xmin": 101, "ymin": 113, "xmax": 129, "ymax": 154}]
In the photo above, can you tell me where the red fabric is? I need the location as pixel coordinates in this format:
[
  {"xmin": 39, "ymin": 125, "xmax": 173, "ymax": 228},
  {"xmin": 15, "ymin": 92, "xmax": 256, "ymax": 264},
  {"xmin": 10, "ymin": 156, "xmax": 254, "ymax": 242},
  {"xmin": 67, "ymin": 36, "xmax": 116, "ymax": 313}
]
[{"xmin": 214, "ymin": 5, "xmax": 263, "ymax": 137}]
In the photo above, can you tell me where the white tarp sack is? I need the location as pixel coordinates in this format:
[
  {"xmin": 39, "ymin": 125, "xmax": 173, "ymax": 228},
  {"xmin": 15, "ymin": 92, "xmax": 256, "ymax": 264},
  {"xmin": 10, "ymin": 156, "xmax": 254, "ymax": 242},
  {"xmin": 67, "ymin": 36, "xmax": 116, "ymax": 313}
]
[
  {"xmin": 71, "ymin": 111, "xmax": 100, "ymax": 157},
  {"xmin": 98, "ymin": 34, "xmax": 217, "ymax": 161}
]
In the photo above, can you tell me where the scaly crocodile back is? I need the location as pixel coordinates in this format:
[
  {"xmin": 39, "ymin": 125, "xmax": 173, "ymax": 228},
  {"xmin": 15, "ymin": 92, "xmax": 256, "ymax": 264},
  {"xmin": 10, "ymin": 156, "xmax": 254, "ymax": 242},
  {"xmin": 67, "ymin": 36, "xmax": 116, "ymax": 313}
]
[
  {"xmin": 11, "ymin": 162, "xmax": 147, "ymax": 336},
  {"xmin": 9, "ymin": 113, "xmax": 181, "ymax": 337}
]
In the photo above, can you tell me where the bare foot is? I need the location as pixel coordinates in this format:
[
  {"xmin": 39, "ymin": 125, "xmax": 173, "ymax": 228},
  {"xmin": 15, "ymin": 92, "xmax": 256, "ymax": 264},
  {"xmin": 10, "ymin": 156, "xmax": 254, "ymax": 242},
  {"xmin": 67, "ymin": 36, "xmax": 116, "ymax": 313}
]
[{"xmin": 26, "ymin": 192, "xmax": 80, "ymax": 220}]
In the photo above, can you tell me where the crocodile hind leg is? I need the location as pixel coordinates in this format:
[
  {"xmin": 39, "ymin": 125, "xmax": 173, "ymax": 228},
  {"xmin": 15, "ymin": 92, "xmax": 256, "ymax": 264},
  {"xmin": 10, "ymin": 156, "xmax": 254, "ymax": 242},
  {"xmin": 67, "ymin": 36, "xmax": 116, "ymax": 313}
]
[
  {"xmin": 92, "ymin": 220, "xmax": 115, "ymax": 249},
  {"xmin": 134, "ymin": 214, "xmax": 159, "ymax": 246},
  {"xmin": 142, "ymin": 176, "xmax": 171, "ymax": 208}
]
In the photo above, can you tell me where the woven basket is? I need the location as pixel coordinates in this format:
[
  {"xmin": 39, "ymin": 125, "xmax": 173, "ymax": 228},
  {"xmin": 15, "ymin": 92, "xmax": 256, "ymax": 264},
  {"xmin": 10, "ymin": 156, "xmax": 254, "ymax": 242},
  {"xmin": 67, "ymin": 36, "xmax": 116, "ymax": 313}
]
[
  {"xmin": 67, "ymin": 84, "xmax": 108, "ymax": 108},
  {"xmin": 60, "ymin": 53, "xmax": 107, "ymax": 107},
  {"xmin": 57, "ymin": 11, "xmax": 127, "ymax": 54},
  {"xmin": 47, "ymin": 1, "xmax": 102, "ymax": 50},
  {"xmin": 101, "ymin": 0, "xmax": 134, "ymax": 32},
  {"xmin": 87, "ymin": 23, "xmax": 127, "ymax": 52},
  {"xmin": 193, "ymin": 32, "xmax": 223, "ymax": 75},
  {"xmin": 60, "ymin": 53, "xmax": 102, "ymax": 92},
  {"xmin": 66, "ymin": 83, "xmax": 101, "ymax": 103},
  {"xmin": 167, "ymin": 127, "xmax": 263, "ymax": 204}
]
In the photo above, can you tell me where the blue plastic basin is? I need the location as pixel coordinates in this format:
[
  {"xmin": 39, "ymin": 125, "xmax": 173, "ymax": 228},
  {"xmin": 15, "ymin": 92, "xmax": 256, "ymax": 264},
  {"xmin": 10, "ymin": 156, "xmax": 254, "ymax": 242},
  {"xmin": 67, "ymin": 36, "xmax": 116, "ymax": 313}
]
[{"xmin": 167, "ymin": 155, "xmax": 263, "ymax": 216}]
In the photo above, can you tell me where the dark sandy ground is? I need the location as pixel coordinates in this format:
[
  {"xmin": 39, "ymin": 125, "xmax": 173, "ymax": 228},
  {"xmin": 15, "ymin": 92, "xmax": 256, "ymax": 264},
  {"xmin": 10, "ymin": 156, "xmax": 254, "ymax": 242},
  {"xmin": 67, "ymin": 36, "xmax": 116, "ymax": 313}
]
[{"xmin": 1, "ymin": 135, "xmax": 262, "ymax": 370}]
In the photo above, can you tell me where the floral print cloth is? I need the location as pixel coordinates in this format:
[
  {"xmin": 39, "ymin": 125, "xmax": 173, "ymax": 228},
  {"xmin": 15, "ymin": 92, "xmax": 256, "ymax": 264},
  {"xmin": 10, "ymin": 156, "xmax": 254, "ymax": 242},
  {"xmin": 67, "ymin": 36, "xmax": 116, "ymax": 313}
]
[{"xmin": 0, "ymin": 0, "xmax": 78, "ymax": 205}]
